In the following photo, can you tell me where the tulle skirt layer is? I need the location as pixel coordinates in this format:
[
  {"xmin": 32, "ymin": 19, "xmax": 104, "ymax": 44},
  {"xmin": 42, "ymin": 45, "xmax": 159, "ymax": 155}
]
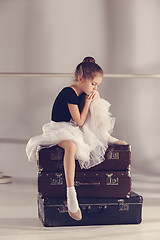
[{"xmin": 26, "ymin": 98, "xmax": 118, "ymax": 169}]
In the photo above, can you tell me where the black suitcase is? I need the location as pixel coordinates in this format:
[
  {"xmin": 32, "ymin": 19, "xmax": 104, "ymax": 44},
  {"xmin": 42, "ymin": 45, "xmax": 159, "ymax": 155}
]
[
  {"xmin": 38, "ymin": 170, "xmax": 131, "ymax": 198},
  {"xmin": 38, "ymin": 144, "xmax": 131, "ymax": 171},
  {"xmin": 38, "ymin": 191, "xmax": 143, "ymax": 227}
]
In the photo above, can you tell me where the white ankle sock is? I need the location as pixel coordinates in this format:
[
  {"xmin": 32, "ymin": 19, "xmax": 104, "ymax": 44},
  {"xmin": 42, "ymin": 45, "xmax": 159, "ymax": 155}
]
[{"xmin": 67, "ymin": 187, "xmax": 79, "ymax": 213}]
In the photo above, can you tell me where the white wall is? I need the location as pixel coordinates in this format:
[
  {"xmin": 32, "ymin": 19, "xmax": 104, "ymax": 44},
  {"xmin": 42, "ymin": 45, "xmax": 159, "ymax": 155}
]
[{"xmin": 0, "ymin": 0, "xmax": 160, "ymax": 178}]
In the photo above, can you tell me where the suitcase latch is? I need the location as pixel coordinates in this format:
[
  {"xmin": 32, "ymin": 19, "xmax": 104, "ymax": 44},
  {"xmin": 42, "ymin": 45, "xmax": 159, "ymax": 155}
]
[
  {"xmin": 50, "ymin": 173, "xmax": 63, "ymax": 185},
  {"xmin": 57, "ymin": 201, "xmax": 68, "ymax": 213},
  {"xmin": 107, "ymin": 151, "xmax": 119, "ymax": 160},
  {"xmin": 106, "ymin": 173, "xmax": 119, "ymax": 185},
  {"xmin": 118, "ymin": 199, "xmax": 129, "ymax": 211}
]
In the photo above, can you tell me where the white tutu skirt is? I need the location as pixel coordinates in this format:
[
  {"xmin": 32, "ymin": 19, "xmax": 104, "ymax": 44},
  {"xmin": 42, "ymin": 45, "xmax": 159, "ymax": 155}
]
[{"xmin": 26, "ymin": 98, "xmax": 118, "ymax": 169}]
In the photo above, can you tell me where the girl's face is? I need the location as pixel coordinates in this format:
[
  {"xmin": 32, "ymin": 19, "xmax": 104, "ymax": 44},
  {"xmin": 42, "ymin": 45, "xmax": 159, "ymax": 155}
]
[{"xmin": 81, "ymin": 74, "xmax": 102, "ymax": 95}]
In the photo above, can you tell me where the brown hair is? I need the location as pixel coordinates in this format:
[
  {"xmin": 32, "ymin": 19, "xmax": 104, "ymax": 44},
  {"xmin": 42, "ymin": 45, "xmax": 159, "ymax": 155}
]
[{"xmin": 74, "ymin": 57, "xmax": 103, "ymax": 80}]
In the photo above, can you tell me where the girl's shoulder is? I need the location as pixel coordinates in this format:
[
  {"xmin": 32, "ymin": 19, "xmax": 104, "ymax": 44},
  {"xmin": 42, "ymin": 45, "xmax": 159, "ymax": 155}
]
[
  {"xmin": 57, "ymin": 87, "xmax": 79, "ymax": 101},
  {"xmin": 60, "ymin": 86, "xmax": 78, "ymax": 96},
  {"xmin": 61, "ymin": 86, "xmax": 74, "ymax": 92},
  {"xmin": 57, "ymin": 87, "xmax": 72, "ymax": 95}
]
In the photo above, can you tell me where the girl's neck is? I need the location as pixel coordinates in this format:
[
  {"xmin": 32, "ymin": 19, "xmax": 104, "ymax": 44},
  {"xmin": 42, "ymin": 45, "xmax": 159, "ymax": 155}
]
[{"xmin": 70, "ymin": 83, "xmax": 83, "ymax": 96}]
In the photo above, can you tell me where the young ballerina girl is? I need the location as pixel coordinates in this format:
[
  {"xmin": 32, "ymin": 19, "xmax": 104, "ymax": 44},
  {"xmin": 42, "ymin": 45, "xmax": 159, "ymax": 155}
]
[{"xmin": 26, "ymin": 56, "xmax": 127, "ymax": 221}]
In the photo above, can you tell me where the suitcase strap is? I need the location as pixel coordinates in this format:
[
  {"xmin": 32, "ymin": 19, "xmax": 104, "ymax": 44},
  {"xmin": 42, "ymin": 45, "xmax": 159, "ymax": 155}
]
[
  {"xmin": 57, "ymin": 202, "xmax": 106, "ymax": 215},
  {"xmin": 56, "ymin": 200, "xmax": 136, "ymax": 214},
  {"xmin": 75, "ymin": 181, "xmax": 100, "ymax": 186},
  {"xmin": 49, "ymin": 174, "xmax": 101, "ymax": 186},
  {"xmin": 49, "ymin": 173, "xmax": 120, "ymax": 186},
  {"xmin": 74, "ymin": 181, "xmax": 101, "ymax": 187}
]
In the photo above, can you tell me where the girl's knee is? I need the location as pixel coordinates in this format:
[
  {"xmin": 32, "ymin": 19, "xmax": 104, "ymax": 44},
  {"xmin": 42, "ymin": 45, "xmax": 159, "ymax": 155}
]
[
  {"xmin": 65, "ymin": 140, "xmax": 77, "ymax": 153},
  {"xmin": 58, "ymin": 140, "xmax": 77, "ymax": 153}
]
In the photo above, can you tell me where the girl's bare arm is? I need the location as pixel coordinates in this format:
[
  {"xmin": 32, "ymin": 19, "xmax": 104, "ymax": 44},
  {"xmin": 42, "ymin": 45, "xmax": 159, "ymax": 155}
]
[{"xmin": 68, "ymin": 91, "xmax": 99, "ymax": 127}]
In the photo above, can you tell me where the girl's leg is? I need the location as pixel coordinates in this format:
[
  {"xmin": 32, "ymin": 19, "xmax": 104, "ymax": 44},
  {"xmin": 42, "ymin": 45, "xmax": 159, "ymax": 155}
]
[
  {"xmin": 58, "ymin": 140, "xmax": 76, "ymax": 187},
  {"xmin": 58, "ymin": 140, "xmax": 82, "ymax": 221}
]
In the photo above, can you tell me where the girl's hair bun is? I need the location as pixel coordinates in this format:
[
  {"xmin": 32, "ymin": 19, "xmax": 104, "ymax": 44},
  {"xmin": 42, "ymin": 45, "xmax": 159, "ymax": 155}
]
[
  {"xmin": 82, "ymin": 56, "xmax": 95, "ymax": 63},
  {"xmin": 75, "ymin": 56, "xmax": 103, "ymax": 80}
]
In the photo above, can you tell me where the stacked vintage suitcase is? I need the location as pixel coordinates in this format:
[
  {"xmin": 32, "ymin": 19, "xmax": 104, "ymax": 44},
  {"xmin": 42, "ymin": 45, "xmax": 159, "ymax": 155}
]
[{"xmin": 37, "ymin": 144, "xmax": 143, "ymax": 227}]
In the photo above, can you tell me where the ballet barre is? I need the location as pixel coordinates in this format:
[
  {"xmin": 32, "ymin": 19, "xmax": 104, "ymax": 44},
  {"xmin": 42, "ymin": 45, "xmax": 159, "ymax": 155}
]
[{"xmin": 0, "ymin": 73, "xmax": 160, "ymax": 78}]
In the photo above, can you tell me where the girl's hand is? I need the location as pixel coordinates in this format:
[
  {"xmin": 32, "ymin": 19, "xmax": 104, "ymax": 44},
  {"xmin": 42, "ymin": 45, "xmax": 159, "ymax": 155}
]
[
  {"xmin": 113, "ymin": 140, "xmax": 128, "ymax": 145},
  {"xmin": 86, "ymin": 90, "xmax": 100, "ymax": 102}
]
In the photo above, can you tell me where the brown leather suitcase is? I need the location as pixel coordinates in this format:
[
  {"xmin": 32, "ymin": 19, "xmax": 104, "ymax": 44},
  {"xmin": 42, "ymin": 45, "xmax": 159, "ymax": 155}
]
[
  {"xmin": 38, "ymin": 191, "xmax": 143, "ymax": 227},
  {"xmin": 38, "ymin": 144, "xmax": 131, "ymax": 171},
  {"xmin": 38, "ymin": 170, "xmax": 131, "ymax": 198}
]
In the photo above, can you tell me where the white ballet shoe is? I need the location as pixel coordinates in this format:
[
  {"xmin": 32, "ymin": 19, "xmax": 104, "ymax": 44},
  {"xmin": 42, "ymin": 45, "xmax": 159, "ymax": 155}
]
[{"xmin": 68, "ymin": 208, "xmax": 82, "ymax": 221}]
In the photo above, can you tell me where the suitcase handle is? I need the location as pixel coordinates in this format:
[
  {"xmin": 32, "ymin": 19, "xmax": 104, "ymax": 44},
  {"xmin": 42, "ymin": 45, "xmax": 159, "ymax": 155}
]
[
  {"xmin": 86, "ymin": 205, "xmax": 105, "ymax": 217},
  {"xmin": 75, "ymin": 181, "xmax": 100, "ymax": 186}
]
